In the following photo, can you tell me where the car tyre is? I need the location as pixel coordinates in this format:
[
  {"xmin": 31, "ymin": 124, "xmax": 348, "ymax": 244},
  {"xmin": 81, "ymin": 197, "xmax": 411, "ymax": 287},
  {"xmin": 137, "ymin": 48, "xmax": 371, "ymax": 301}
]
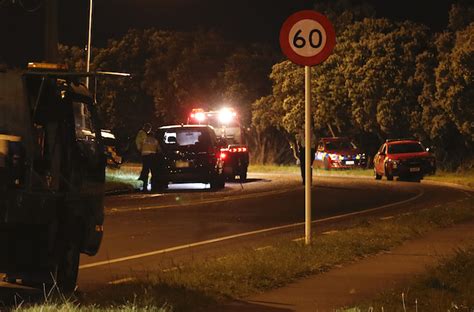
[
  {"xmin": 385, "ymin": 165, "xmax": 394, "ymax": 181},
  {"xmin": 374, "ymin": 169, "xmax": 382, "ymax": 180},
  {"xmin": 210, "ymin": 175, "xmax": 225, "ymax": 190},
  {"xmin": 50, "ymin": 237, "xmax": 80, "ymax": 293}
]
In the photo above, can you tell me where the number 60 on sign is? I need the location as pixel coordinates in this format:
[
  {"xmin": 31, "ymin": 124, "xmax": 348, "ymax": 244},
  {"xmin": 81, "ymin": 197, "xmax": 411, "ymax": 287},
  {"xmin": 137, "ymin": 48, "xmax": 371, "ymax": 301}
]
[{"xmin": 279, "ymin": 10, "xmax": 336, "ymax": 67}]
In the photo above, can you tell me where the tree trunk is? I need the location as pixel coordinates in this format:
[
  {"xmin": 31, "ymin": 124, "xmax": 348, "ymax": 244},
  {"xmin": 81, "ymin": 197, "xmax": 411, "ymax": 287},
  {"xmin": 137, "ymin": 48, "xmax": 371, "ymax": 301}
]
[{"xmin": 327, "ymin": 123, "xmax": 336, "ymax": 137}]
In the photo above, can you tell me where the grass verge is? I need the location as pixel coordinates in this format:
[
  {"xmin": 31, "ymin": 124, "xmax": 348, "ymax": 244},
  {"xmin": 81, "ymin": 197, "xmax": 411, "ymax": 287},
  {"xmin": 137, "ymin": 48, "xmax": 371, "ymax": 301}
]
[
  {"xmin": 17, "ymin": 197, "xmax": 473, "ymax": 311},
  {"xmin": 346, "ymin": 245, "xmax": 474, "ymax": 312},
  {"xmin": 424, "ymin": 169, "xmax": 474, "ymax": 188},
  {"xmin": 105, "ymin": 166, "xmax": 142, "ymax": 193}
]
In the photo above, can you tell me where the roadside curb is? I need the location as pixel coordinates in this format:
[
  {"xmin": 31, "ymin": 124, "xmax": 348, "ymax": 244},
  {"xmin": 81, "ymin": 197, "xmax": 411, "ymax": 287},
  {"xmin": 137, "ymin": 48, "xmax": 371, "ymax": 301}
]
[{"xmin": 105, "ymin": 188, "xmax": 136, "ymax": 196}]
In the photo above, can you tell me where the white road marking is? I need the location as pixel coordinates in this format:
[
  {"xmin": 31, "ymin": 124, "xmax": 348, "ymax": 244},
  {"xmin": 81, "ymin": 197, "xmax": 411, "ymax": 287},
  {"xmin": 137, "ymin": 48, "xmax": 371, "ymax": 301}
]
[
  {"xmin": 322, "ymin": 230, "xmax": 339, "ymax": 235},
  {"xmin": 292, "ymin": 237, "xmax": 305, "ymax": 242},
  {"xmin": 108, "ymin": 277, "xmax": 135, "ymax": 285},
  {"xmin": 162, "ymin": 267, "xmax": 178, "ymax": 273},
  {"xmin": 80, "ymin": 188, "xmax": 425, "ymax": 270},
  {"xmin": 255, "ymin": 246, "xmax": 273, "ymax": 251},
  {"xmin": 379, "ymin": 216, "xmax": 394, "ymax": 220}
]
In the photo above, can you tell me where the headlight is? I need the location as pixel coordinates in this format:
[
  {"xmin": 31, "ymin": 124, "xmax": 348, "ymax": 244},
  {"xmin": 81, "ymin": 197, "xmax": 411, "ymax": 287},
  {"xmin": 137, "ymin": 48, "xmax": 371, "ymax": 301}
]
[
  {"xmin": 388, "ymin": 159, "xmax": 400, "ymax": 169},
  {"xmin": 329, "ymin": 154, "xmax": 339, "ymax": 161}
]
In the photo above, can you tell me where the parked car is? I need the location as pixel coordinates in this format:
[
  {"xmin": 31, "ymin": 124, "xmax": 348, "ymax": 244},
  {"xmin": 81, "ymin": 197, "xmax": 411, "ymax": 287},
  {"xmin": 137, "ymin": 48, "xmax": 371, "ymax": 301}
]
[
  {"xmin": 156, "ymin": 125, "xmax": 225, "ymax": 189},
  {"xmin": 314, "ymin": 137, "xmax": 367, "ymax": 170},
  {"xmin": 373, "ymin": 139, "xmax": 436, "ymax": 181}
]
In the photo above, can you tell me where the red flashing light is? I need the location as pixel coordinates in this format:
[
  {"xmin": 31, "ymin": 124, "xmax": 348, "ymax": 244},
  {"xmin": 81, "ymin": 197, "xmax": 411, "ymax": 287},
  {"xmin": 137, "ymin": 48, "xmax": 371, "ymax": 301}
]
[{"xmin": 219, "ymin": 152, "xmax": 227, "ymax": 160}]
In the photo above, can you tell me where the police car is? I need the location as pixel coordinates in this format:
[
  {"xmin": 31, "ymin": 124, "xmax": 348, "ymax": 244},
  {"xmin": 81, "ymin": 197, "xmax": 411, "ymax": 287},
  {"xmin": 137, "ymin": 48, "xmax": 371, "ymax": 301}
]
[{"xmin": 314, "ymin": 137, "xmax": 367, "ymax": 170}]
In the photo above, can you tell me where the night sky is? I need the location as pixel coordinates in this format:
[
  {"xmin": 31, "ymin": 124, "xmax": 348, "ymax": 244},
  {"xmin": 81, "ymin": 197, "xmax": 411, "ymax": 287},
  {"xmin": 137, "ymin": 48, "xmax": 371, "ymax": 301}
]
[{"xmin": 1, "ymin": 0, "xmax": 457, "ymax": 65}]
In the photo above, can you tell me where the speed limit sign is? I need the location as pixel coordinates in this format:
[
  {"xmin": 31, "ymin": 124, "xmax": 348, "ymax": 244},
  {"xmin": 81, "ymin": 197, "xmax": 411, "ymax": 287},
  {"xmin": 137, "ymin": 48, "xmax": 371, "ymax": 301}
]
[
  {"xmin": 279, "ymin": 11, "xmax": 335, "ymax": 245},
  {"xmin": 279, "ymin": 10, "xmax": 335, "ymax": 66}
]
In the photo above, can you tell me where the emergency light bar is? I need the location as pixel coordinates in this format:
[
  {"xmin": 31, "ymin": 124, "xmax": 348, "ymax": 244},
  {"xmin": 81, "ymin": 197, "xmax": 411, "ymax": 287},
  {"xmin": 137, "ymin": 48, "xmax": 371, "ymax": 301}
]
[{"xmin": 218, "ymin": 107, "xmax": 237, "ymax": 124}]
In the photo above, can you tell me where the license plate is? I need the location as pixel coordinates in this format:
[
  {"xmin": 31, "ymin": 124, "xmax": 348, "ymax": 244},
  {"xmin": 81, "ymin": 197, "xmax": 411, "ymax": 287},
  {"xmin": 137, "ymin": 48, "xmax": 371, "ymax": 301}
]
[
  {"xmin": 345, "ymin": 161, "xmax": 355, "ymax": 165},
  {"xmin": 175, "ymin": 160, "xmax": 190, "ymax": 168},
  {"xmin": 410, "ymin": 167, "xmax": 420, "ymax": 172}
]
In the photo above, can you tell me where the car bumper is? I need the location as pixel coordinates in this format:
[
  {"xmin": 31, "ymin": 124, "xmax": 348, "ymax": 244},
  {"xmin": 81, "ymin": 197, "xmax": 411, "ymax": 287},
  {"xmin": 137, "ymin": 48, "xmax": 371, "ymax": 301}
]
[
  {"xmin": 163, "ymin": 168, "xmax": 219, "ymax": 183},
  {"xmin": 390, "ymin": 163, "xmax": 435, "ymax": 177},
  {"xmin": 329, "ymin": 159, "xmax": 367, "ymax": 169}
]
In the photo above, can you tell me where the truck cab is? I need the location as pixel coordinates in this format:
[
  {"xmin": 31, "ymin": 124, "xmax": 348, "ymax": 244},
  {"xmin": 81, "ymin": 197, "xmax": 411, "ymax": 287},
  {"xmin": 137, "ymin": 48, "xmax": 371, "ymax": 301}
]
[
  {"xmin": 188, "ymin": 107, "xmax": 249, "ymax": 181},
  {"xmin": 0, "ymin": 64, "xmax": 106, "ymax": 291}
]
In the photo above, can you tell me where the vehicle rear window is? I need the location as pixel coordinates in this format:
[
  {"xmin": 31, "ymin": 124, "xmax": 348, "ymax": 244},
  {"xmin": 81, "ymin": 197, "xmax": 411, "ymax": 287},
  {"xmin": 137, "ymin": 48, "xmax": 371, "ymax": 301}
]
[
  {"xmin": 388, "ymin": 143, "xmax": 424, "ymax": 154},
  {"xmin": 163, "ymin": 129, "xmax": 213, "ymax": 147}
]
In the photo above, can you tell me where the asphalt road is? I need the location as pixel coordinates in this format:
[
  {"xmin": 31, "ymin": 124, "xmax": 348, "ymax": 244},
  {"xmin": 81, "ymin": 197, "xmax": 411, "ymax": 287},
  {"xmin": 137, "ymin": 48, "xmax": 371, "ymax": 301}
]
[{"xmin": 1, "ymin": 173, "xmax": 471, "ymax": 301}]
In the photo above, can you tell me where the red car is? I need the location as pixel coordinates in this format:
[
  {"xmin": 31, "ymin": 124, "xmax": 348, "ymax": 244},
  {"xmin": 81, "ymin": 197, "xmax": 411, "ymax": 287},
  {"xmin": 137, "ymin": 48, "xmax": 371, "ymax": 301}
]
[
  {"xmin": 314, "ymin": 137, "xmax": 367, "ymax": 170},
  {"xmin": 374, "ymin": 139, "xmax": 436, "ymax": 181}
]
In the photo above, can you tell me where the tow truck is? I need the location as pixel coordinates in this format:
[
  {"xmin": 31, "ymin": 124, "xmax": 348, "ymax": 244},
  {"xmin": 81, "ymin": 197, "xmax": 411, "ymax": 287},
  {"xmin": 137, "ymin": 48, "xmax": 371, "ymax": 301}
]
[
  {"xmin": 0, "ymin": 63, "xmax": 128, "ymax": 292},
  {"xmin": 188, "ymin": 107, "xmax": 249, "ymax": 181}
]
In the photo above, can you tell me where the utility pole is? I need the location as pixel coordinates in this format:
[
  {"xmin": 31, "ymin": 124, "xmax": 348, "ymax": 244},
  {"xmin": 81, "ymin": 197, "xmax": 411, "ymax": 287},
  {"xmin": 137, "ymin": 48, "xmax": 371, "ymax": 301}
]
[{"xmin": 44, "ymin": 0, "xmax": 59, "ymax": 62}]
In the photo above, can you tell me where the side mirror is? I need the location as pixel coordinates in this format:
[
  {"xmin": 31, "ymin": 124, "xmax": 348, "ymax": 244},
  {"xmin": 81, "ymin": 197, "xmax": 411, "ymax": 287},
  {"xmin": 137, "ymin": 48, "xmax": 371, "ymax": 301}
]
[{"xmin": 168, "ymin": 136, "xmax": 177, "ymax": 144}]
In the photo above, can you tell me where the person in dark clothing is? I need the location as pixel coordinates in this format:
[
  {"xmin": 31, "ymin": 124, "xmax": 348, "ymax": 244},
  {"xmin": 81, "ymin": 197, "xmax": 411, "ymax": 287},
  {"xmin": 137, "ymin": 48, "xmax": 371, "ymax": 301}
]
[
  {"xmin": 299, "ymin": 145, "xmax": 316, "ymax": 185},
  {"xmin": 298, "ymin": 130, "xmax": 316, "ymax": 185}
]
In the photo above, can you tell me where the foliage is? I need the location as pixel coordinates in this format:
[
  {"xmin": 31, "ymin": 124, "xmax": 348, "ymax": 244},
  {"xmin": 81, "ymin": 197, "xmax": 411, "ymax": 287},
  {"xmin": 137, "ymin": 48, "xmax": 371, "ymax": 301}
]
[
  {"xmin": 253, "ymin": 2, "xmax": 473, "ymax": 168},
  {"xmin": 59, "ymin": 29, "xmax": 276, "ymax": 160},
  {"xmin": 57, "ymin": 1, "xmax": 473, "ymax": 169}
]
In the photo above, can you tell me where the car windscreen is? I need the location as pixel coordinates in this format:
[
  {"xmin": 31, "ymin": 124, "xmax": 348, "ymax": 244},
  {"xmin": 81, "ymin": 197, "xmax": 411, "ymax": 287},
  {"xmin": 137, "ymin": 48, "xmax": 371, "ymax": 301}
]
[
  {"xmin": 163, "ymin": 129, "xmax": 214, "ymax": 148},
  {"xmin": 324, "ymin": 140, "xmax": 354, "ymax": 151},
  {"xmin": 388, "ymin": 143, "xmax": 424, "ymax": 154}
]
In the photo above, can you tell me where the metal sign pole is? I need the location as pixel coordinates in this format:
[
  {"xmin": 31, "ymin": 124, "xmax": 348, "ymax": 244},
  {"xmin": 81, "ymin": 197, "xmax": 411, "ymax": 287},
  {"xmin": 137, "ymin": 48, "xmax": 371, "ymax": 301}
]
[
  {"xmin": 305, "ymin": 65, "xmax": 312, "ymax": 245},
  {"xmin": 86, "ymin": 0, "xmax": 93, "ymax": 88}
]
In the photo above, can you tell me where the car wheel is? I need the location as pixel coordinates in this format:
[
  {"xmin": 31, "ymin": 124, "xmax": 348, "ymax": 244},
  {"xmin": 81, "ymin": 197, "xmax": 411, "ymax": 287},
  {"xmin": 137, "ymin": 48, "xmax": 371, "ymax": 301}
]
[
  {"xmin": 385, "ymin": 165, "xmax": 394, "ymax": 181},
  {"xmin": 374, "ymin": 169, "xmax": 382, "ymax": 180},
  {"xmin": 50, "ymin": 237, "xmax": 80, "ymax": 293},
  {"xmin": 210, "ymin": 175, "xmax": 225, "ymax": 190}
]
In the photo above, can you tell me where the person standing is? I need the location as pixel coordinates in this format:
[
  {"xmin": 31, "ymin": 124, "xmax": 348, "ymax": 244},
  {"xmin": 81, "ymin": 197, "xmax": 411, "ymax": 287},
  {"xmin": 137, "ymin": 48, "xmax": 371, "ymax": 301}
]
[
  {"xmin": 298, "ymin": 129, "xmax": 316, "ymax": 185},
  {"xmin": 136, "ymin": 123, "xmax": 157, "ymax": 191}
]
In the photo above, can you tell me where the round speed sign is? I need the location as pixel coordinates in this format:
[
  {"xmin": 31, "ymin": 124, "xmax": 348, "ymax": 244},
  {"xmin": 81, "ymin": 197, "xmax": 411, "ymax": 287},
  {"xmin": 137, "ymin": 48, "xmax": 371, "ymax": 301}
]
[{"xmin": 279, "ymin": 10, "xmax": 335, "ymax": 66}]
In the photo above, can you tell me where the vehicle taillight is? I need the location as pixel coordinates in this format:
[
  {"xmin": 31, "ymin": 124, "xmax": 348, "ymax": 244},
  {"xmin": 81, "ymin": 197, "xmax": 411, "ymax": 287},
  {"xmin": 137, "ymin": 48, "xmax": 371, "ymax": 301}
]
[
  {"xmin": 228, "ymin": 147, "xmax": 248, "ymax": 153},
  {"xmin": 219, "ymin": 152, "xmax": 227, "ymax": 160}
]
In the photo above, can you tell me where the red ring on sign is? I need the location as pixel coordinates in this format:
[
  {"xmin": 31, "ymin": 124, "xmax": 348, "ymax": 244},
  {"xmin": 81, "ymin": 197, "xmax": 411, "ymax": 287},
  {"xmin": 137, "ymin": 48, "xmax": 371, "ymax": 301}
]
[{"xmin": 279, "ymin": 10, "xmax": 336, "ymax": 66}]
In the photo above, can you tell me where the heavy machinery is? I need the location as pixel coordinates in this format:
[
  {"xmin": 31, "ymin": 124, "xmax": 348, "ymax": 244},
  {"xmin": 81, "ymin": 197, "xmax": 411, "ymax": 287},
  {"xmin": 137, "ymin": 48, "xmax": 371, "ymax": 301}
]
[
  {"xmin": 0, "ymin": 63, "xmax": 126, "ymax": 291},
  {"xmin": 188, "ymin": 107, "xmax": 249, "ymax": 181}
]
